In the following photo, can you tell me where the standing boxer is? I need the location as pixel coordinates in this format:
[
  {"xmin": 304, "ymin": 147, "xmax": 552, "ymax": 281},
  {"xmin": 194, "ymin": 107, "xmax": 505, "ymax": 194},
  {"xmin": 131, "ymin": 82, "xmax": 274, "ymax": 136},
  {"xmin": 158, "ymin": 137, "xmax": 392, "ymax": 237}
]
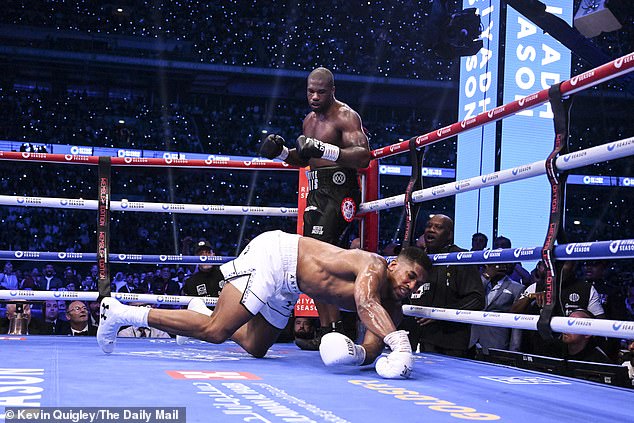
[{"xmin": 259, "ymin": 67, "xmax": 371, "ymax": 349}]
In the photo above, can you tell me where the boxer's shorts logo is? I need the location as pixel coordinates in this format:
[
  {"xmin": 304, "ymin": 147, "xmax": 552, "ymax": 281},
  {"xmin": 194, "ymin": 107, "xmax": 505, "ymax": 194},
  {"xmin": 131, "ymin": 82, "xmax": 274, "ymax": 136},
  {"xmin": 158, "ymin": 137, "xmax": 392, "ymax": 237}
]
[
  {"xmin": 332, "ymin": 171, "xmax": 346, "ymax": 185},
  {"xmin": 609, "ymin": 240, "xmax": 621, "ymax": 254},
  {"xmin": 341, "ymin": 198, "xmax": 356, "ymax": 222}
]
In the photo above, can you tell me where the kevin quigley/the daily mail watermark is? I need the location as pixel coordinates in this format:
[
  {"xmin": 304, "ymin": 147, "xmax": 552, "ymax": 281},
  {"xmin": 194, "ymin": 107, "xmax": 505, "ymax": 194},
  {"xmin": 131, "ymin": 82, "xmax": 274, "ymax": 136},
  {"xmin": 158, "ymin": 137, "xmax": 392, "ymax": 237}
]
[{"xmin": 3, "ymin": 407, "xmax": 185, "ymax": 423}]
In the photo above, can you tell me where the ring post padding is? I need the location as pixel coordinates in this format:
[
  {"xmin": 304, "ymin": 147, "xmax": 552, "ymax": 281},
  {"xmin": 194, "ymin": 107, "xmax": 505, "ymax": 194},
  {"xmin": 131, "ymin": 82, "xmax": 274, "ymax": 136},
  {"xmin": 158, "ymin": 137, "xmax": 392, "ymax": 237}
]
[
  {"xmin": 97, "ymin": 156, "xmax": 112, "ymax": 298},
  {"xmin": 401, "ymin": 138, "xmax": 425, "ymax": 248},
  {"xmin": 537, "ymin": 83, "xmax": 571, "ymax": 340}
]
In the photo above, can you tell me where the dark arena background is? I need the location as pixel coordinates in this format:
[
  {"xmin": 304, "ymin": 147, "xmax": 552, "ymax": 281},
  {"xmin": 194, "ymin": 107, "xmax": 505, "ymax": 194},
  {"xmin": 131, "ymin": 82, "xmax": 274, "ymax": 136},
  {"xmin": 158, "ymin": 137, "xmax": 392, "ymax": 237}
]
[{"xmin": 0, "ymin": 1, "xmax": 633, "ymax": 422}]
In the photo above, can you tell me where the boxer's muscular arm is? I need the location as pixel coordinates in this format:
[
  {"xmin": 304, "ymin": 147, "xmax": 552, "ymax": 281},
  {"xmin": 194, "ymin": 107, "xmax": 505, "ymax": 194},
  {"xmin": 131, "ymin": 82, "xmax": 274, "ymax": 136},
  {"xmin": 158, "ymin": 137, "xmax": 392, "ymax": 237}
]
[
  {"xmin": 353, "ymin": 256, "xmax": 397, "ymax": 340},
  {"xmin": 331, "ymin": 108, "xmax": 370, "ymax": 168},
  {"xmin": 296, "ymin": 108, "xmax": 370, "ymax": 168}
]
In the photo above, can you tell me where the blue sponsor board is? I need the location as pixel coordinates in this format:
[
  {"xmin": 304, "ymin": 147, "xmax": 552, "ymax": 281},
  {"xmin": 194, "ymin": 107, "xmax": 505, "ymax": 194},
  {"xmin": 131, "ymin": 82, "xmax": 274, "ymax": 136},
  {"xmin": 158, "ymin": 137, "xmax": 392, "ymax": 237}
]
[
  {"xmin": 378, "ymin": 165, "xmax": 455, "ymax": 178},
  {"xmin": 455, "ymin": 0, "xmax": 500, "ymax": 247},
  {"xmin": 567, "ymin": 174, "xmax": 633, "ymax": 187}
]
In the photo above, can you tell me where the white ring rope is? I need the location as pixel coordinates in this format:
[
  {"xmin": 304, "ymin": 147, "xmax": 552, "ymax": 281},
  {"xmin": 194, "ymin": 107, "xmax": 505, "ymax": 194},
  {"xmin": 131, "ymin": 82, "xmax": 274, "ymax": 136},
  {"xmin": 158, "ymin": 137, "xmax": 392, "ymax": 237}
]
[
  {"xmin": 403, "ymin": 305, "xmax": 634, "ymax": 340},
  {"xmin": 0, "ymin": 290, "xmax": 217, "ymax": 307},
  {"xmin": 0, "ymin": 196, "xmax": 298, "ymax": 217},
  {"xmin": 360, "ymin": 136, "xmax": 634, "ymax": 213}
]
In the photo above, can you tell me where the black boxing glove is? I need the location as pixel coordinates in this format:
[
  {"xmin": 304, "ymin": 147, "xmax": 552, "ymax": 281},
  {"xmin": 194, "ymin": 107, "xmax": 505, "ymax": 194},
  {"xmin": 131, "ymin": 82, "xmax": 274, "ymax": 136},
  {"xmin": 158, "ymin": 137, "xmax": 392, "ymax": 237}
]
[
  {"xmin": 296, "ymin": 135, "xmax": 340, "ymax": 162},
  {"xmin": 259, "ymin": 134, "xmax": 289, "ymax": 160}
]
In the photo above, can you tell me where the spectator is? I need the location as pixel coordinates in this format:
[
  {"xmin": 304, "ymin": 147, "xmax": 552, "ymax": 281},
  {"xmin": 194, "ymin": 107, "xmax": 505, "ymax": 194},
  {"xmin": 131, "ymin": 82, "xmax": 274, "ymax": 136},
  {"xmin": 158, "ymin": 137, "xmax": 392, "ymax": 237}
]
[
  {"xmin": 544, "ymin": 309, "xmax": 612, "ymax": 364},
  {"xmin": 0, "ymin": 261, "xmax": 19, "ymax": 290},
  {"xmin": 512, "ymin": 261, "xmax": 605, "ymax": 355},
  {"xmin": 64, "ymin": 300, "xmax": 96, "ymax": 336},
  {"xmin": 88, "ymin": 301, "xmax": 100, "ymax": 328},
  {"xmin": 63, "ymin": 266, "xmax": 80, "ymax": 289},
  {"xmin": 471, "ymin": 232, "xmax": 488, "ymax": 251},
  {"xmin": 81, "ymin": 275, "xmax": 97, "ymax": 291},
  {"xmin": 405, "ymin": 214, "xmax": 485, "ymax": 357},
  {"xmin": 41, "ymin": 264, "xmax": 64, "ymax": 291},
  {"xmin": 492, "ymin": 236, "xmax": 531, "ymax": 286},
  {"xmin": 30, "ymin": 300, "xmax": 70, "ymax": 335},
  {"xmin": 469, "ymin": 262, "xmax": 525, "ymax": 352},
  {"xmin": 150, "ymin": 267, "xmax": 180, "ymax": 296},
  {"xmin": 182, "ymin": 239, "xmax": 224, "ymax": 298},
  {"xmin": 293, "ymin": 316, "xmax": 318, "ymax": 341}
]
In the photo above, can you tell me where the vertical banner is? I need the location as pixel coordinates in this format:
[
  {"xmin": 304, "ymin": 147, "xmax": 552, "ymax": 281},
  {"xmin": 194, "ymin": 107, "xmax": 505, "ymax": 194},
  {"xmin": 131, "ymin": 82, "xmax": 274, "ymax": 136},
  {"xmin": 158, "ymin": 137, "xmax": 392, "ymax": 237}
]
[
  {"xmin": 97, "ymin": 156, "xmax": 111, "ymax": 298},
  {"xmin": 498, "ymin": 2, "xmax": 572, "ymax": 252},
  {"xmin": 455, "ymin": 0, "xmax": 500, "ymax": 248}
]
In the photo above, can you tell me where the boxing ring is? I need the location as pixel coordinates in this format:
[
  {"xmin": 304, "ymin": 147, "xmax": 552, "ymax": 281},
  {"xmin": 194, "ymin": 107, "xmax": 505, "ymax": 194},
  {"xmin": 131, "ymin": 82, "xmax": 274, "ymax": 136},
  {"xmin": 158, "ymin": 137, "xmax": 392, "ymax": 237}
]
[
  {"xmin": 1, "ymin": 52, "xmax": 634, "ymax": 422},
  {"xmin": 1, "ymin": 336, "xmax": 632, "ymax": 423}
]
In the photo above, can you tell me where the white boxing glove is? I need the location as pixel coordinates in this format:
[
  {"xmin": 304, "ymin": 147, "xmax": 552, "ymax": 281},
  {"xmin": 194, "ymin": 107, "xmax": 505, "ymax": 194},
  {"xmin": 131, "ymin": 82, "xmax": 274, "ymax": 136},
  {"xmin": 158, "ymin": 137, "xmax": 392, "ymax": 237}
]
[
  {"xmin": 375, "ymin": 330, "xmax": 414, "ymax": 379},
  {"xmin": 375, "ymin": 352, "xmax": 415, "ymax": 379},
  {"xmin": 319, "ymin": 332, "xmax": 366, "ymax": 366}
]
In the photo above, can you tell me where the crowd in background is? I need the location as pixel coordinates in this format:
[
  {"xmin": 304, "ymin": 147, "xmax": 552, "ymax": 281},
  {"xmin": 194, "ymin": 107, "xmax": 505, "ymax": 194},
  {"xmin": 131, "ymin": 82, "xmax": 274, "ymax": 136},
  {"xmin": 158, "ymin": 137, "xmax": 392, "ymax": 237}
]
[{"xmin": 0, "ymin": 0, "xmax": 633, "ymax": 385}]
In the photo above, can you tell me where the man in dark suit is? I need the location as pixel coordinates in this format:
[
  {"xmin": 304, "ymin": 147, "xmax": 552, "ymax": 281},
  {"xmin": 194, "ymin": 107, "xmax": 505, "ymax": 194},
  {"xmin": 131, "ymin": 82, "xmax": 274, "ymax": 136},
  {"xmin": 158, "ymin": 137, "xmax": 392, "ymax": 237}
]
[
  {"xmin": 64, "ymin": 300, "xmax": 97, "ymax": 336},
  {"xmin": 470, "ymin": 262, "xmax": 526, "ymax": 351},
  {"xmin": 30, "ymin": 300, "xmax": 70, "ymax": 335},
  {"xmin": 41, "ymin": 264, "xmax": 64, "ymax": 291}
]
